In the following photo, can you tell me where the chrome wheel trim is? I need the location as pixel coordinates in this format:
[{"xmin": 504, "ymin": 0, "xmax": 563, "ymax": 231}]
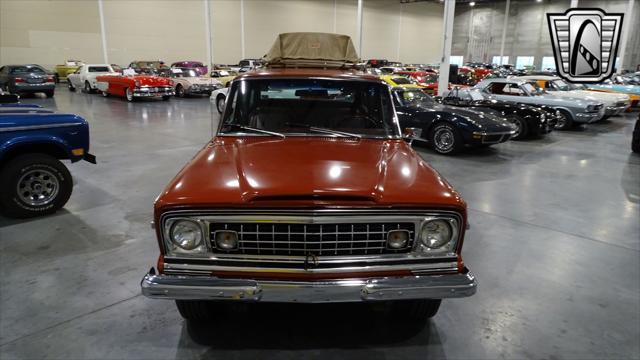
[
  {"xmin": 17, "ymin": 169, "xmax": 59, "ymax": 206},
  {"xmin": 85, "ymin": 82, "xmax": 91, "ymax": 92},
  {"xmin": 555, "ymin": 112, "xmax": 567, "ymax": 129},
  {"xmin": 433, "ymin": 127, "xmax": 455, "ymax": 152},
  {"xmin": 217, "ymin": 97, "xmax": 225, "ymax": 113},
  {"xmin": 101, "ymin": 90, "xmax": 108, "ymax": 97},
  {"xmin": 126, "ymin": 88, "xmax": 133, "ymax": 101},
  {"xmin": 68, "ymin": 82, "xmax": 74, "ymax": 90},
  {"xmin": 177, "ymin": 85, "xmax": 184, "ymax": 97},
  {"xmin": 512, "ymin": 118, "xmax": 522, "ymax": 138}
]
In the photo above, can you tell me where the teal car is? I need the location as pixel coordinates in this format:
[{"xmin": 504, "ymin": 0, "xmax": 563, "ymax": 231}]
[{"xmin": 588, "ymin": 79, "xmax": 640, "ymax": 109}]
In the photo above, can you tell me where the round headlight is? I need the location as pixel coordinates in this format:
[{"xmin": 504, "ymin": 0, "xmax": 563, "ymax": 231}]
[
  {"xmin": 419, "ymin": 219, "xmax": 453, "ymax": 249},
  {"xmin": 170, "ymin": 220, "xmax": 203, "ymax": 250}
]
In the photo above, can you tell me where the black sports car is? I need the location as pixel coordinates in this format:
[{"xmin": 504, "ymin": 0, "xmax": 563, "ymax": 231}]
[
  {"xmin": 438, "ymin": 87, "xmax": 557, "ymax": 140},
  {"xmin": 392, "ymin": 87, "xmax": 516, "ymax": 155}
]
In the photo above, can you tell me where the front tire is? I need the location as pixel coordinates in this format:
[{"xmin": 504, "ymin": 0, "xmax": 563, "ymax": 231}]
[
  {"xmin": 508, "ymin": 115, "xmax": 528, "ymax": 140},
  {"xmin": 125, "ymin": 87, "xmax": 134, "ymax": 102},
  {"xmin": 216, "ymin": 95, "xmax": 226, "ymax": 114},
  {"xmin": 44, "ymin": 90, "xmax": 54, "ymax": 98},
  {"xmin": 84, "ymin": 81, "xmax": 93, "ymax": 93},
  {"xmin": 175, "ymin": 300, "xmax": 218, "ymax": 322},
  {"xmin": 391, "ymin": 299, "xmax": 442, "ymax": 322},
  {"xmin": 0, "ymin": 154, "xmax": 73, "ymax": 218},
  {"xmin": 101, "ymin": 90, "xmax": 109, "ymax": 97},
  {"xmin": 175, "ymin": 84, "xmax": 185, "ymax": 98},
  {"xmin": 68, "ymin": 81, "xmax": 76, "ymax": 92},
  {"xmin": 429, "ymin": 122, "xmax": 463, "ymax": 155},
  {"xmin": 555, "ymin": 109, "xmax": 573, "ymax": 130}
]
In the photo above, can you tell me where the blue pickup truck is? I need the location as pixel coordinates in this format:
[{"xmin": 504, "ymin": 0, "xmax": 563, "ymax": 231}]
[{"xmin": 0, "ymin": 98, "xmax": 95, "ymax": 218}]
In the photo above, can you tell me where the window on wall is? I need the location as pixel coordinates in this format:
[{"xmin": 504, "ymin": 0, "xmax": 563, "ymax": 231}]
[
  {"xmin": 450, "ymin": 56, "xmax": 464, "ymax": 66},
  {"xmin": 492, "ymin": 56, "xmax": 509, "ymax": 65},
  {"xmin": 541, "ymin": 56, "xmax": 556, "ymax": 70},
  {"xmin": 516, "ymin": 56, "xmax": 534, "ymax": 69}
]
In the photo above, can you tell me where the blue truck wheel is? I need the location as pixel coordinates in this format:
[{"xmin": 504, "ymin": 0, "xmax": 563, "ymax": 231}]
[{"xmin": 0, "ymin": 153, "xmax": 73, "ymax": 218}]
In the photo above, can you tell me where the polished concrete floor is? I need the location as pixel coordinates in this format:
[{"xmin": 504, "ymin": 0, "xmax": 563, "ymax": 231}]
[{"xmin": 1, "ymin": 86, "xmax": 638, "ymax": 359}]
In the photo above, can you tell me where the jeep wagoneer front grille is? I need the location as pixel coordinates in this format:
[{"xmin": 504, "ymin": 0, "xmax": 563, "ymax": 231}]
[{"xmin": 209, "ymin": 222, "xmax": 415, "ymax": 256}]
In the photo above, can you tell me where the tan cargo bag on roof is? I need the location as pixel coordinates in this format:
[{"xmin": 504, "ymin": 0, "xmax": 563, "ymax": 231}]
[{"xmin": 263, "ymin": 32, "xmax": 360, "ymax": 67}]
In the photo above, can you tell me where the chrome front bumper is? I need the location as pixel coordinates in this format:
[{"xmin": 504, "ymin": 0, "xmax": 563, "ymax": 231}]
[{"xmin": 140, "ymin": 269, "xmax": 477, "ymax": 303}]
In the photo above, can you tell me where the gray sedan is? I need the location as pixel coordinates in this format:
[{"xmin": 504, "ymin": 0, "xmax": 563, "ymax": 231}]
[
  {"xmin": 0, "ymin": 64, "xmax": 56, "ymax": 97},
  {"xmin": 474, "ymin": 78, "xmax": 604, "ymax": 130}
]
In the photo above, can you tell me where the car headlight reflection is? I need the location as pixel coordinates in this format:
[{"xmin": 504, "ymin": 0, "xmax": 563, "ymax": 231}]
[
  {"xmin": 169, "ymin": 219, "xmax": 203, "ymax": 251},
  {"xmin": 415, "ymin": 218, "xmax": 459, "ymax": 254}
]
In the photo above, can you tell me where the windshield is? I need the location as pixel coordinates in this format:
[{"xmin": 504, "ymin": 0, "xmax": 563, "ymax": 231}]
[
  {"xmin": 567, "ymin": 83, "xmax": 587, "ymax": 90},
  {"xmin": 220, "ymin": 79, "xmax": 399, "ymax": 138},
  {"xmin": 551, "ymin": 79, "xmax": 570, "ymax": 91},
  {"xmin": 137, "ymin": 61, "xmax": 162, "ymax": 68},
  {"xmin": 523, "ymin": 82, "xmax": 544, "ymax": 95},
  {"xmin": 88, "ymin": 66, "xmax": 111, "ymax": 72},
  {"xmin": 394, "ymin": 88, "xmax": 435, "ymax": 107},
  {"xmin": 10, "ymin": 66, "xmax": 45, "ymax": 74},
  {"xmin": 391, "ymin": 77, "xmax": 413, "ymax": 85},
  {"xmin": 173, "ymin": 69, "xmax": 198, "ymax": 77}
]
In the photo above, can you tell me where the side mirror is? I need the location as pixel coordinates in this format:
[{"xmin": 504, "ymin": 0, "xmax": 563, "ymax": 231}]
[{"xmin": 403, "ymin": 127, "xmax": 422, "ymax": 145}]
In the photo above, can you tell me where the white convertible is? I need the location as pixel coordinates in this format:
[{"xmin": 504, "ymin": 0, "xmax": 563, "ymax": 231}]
[
  {"xmin": 67, "ymin": 64, "xmax": 119, "ymax": 93},
  {"xmin": 518, "ymin": 75, "xmax": 630, "ymax": 118}
]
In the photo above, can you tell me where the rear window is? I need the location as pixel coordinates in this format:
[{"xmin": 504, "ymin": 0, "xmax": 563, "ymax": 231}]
[
  {"xmin": 10, "ymin": 66, "xmax": 45, "ymax": 74},
  {"xmin": 88, "ymin": 66, "xmax": 110, "ymax": 72}
]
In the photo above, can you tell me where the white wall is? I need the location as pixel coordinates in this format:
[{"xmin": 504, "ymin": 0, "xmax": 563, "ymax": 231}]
[{"xmin": 0, "ymin": 0, "xmax": 445, "ymax": 69}]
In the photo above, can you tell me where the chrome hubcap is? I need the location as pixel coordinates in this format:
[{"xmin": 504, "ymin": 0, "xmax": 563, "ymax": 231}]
[
  {"xmin": 512, "ymin": 119, "xmax": 522, "ymax": 137},
  {"xmin": 17, "ymin": 169, "xmax": 59, "ymax": 206},
  {"xmin": 556, "ymin": 113, "xmax": 567, "ymax": 128},
  {"xmin": 217, "ymin": 98, "xmax": 225, "ymax": 112},
  {"xmin": 434, "ymin": 128, "xmax": 455, "ymax": 152},
  {"xmin": 126, "ymin": 89, "xmax": 133, "ymax": 101}
]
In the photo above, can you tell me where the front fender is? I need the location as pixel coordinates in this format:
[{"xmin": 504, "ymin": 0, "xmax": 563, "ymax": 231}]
[{"xmin": 0, "ymin": 136, "xmax": 73, "ymax": 163}]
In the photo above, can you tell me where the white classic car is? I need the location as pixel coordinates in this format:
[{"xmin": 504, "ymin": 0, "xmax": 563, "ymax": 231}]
[
  {"xmin": 67, "ymin": 64, "xmax": 119, "ymax": 93},
  {"xmin": 169, "ymin": 68, "xmax": 222, "ymax": 97},
  {"xmin": 209, "ymin": 87, "xmax": 229, "ymax": 114},
  {"xmin": 518, "ymin": 75, "xmax": 630, "ymax": 118}
]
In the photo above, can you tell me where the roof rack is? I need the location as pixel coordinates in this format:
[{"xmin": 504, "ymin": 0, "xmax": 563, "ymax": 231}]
[{"xmin": 263, "ymin": 32, "xmax": 361, "ymax": 69}]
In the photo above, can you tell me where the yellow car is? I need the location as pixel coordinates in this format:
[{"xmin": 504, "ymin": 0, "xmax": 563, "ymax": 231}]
[
  {"xmin": 210, "ymin": 69, "xmax": 238, "ymax": 88},
  {"xmin": 54, "ymin": 60, "xmax": 84, "ymax": 83},
  {"xmin": 379, "ymin": 75, "xmax": 423, "ymax": 89}
]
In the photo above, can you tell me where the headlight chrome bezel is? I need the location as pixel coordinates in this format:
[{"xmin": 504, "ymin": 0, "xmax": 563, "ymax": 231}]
[
  {"xmin": 163, "ymin": 217, "xmax": 208, "ymax": 256},
  {"xmin": 413, "ymin": 216, "xmax": 461, "ymax": 256}
]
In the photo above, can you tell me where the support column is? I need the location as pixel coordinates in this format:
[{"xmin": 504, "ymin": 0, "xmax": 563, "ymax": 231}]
[
  {"xmin": 98, "ymin": 0, "xmax": 108, "ymax": 64},
  {"xmin": 357, "ymin": 0, "xmax": 363, "ymax": 56},
  {"xmin": 396, "ymin": 3, "xmax": 403, "ymax": 61},
  {"xmin": 498, "ymin": 0, "xmax": 510, "ymax": 65},
  {"xmin": 204, "ymin": 0, "xmax": 213, "ymax": 68},
  {"xmin": 617, "ymin": 0, "xmax": 635, "ymax": 72},
  {"xmin": 570, "ymin": 0, "xmax": 578, "ymax": 8},
  {"xmin": 438, "ymin": 0, "xmax": 455, "ymax": 96},
  {"xmin": 240, "ymin": 0, "xmax": 246, "ymax": 59},
  {"xmin": 333, "ymin": 0, "xmax": 337, "ymax": 33}
]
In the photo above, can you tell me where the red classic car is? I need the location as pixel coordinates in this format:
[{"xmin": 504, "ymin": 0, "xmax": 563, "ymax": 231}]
[
  {"xmin": 96, "ymin": 73, "xmax": 174, "ymax": 102},
  {"xmin": 140, "ymin": 33, "xmax": 476, "ymax": 326}
]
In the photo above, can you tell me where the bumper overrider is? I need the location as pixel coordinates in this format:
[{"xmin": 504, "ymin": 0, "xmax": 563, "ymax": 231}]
[
  {"xmin": 134, "ymin": 86, "xmax": 174, "ymax": 97},
  {"xmin": 141, "ymin": 268, "xmax": 477, "ymax": 302}
]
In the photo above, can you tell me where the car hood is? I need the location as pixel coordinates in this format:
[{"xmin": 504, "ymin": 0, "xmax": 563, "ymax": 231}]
[
  {"xmin": 155, "ymin": 137, "xmax": 465, "ymax": 211},
  {"xmin": 181, "ymin": 77, "xmax": 221, "ymax": 85},
  {"xmin": 550, "ymin": 90, "xmax": 627, "ymax": 105},
  {"xmin": 418, "ymin": 103, "xmax": 513, "ymax": 129}
]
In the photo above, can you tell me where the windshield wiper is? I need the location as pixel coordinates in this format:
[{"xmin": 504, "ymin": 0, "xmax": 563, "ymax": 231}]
[
  {"xmin": 284, "ymin": 122, "xmax": 362, "ymax": 139},
  {"xmin": 222, "ymin": 124, "xmax": 286, "ymax": 138}
]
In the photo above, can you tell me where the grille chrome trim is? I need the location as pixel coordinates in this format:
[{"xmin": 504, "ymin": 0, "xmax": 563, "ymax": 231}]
[{"xmin": 159, "ymin": 210, "xmax": 463, "ymax": 268}]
